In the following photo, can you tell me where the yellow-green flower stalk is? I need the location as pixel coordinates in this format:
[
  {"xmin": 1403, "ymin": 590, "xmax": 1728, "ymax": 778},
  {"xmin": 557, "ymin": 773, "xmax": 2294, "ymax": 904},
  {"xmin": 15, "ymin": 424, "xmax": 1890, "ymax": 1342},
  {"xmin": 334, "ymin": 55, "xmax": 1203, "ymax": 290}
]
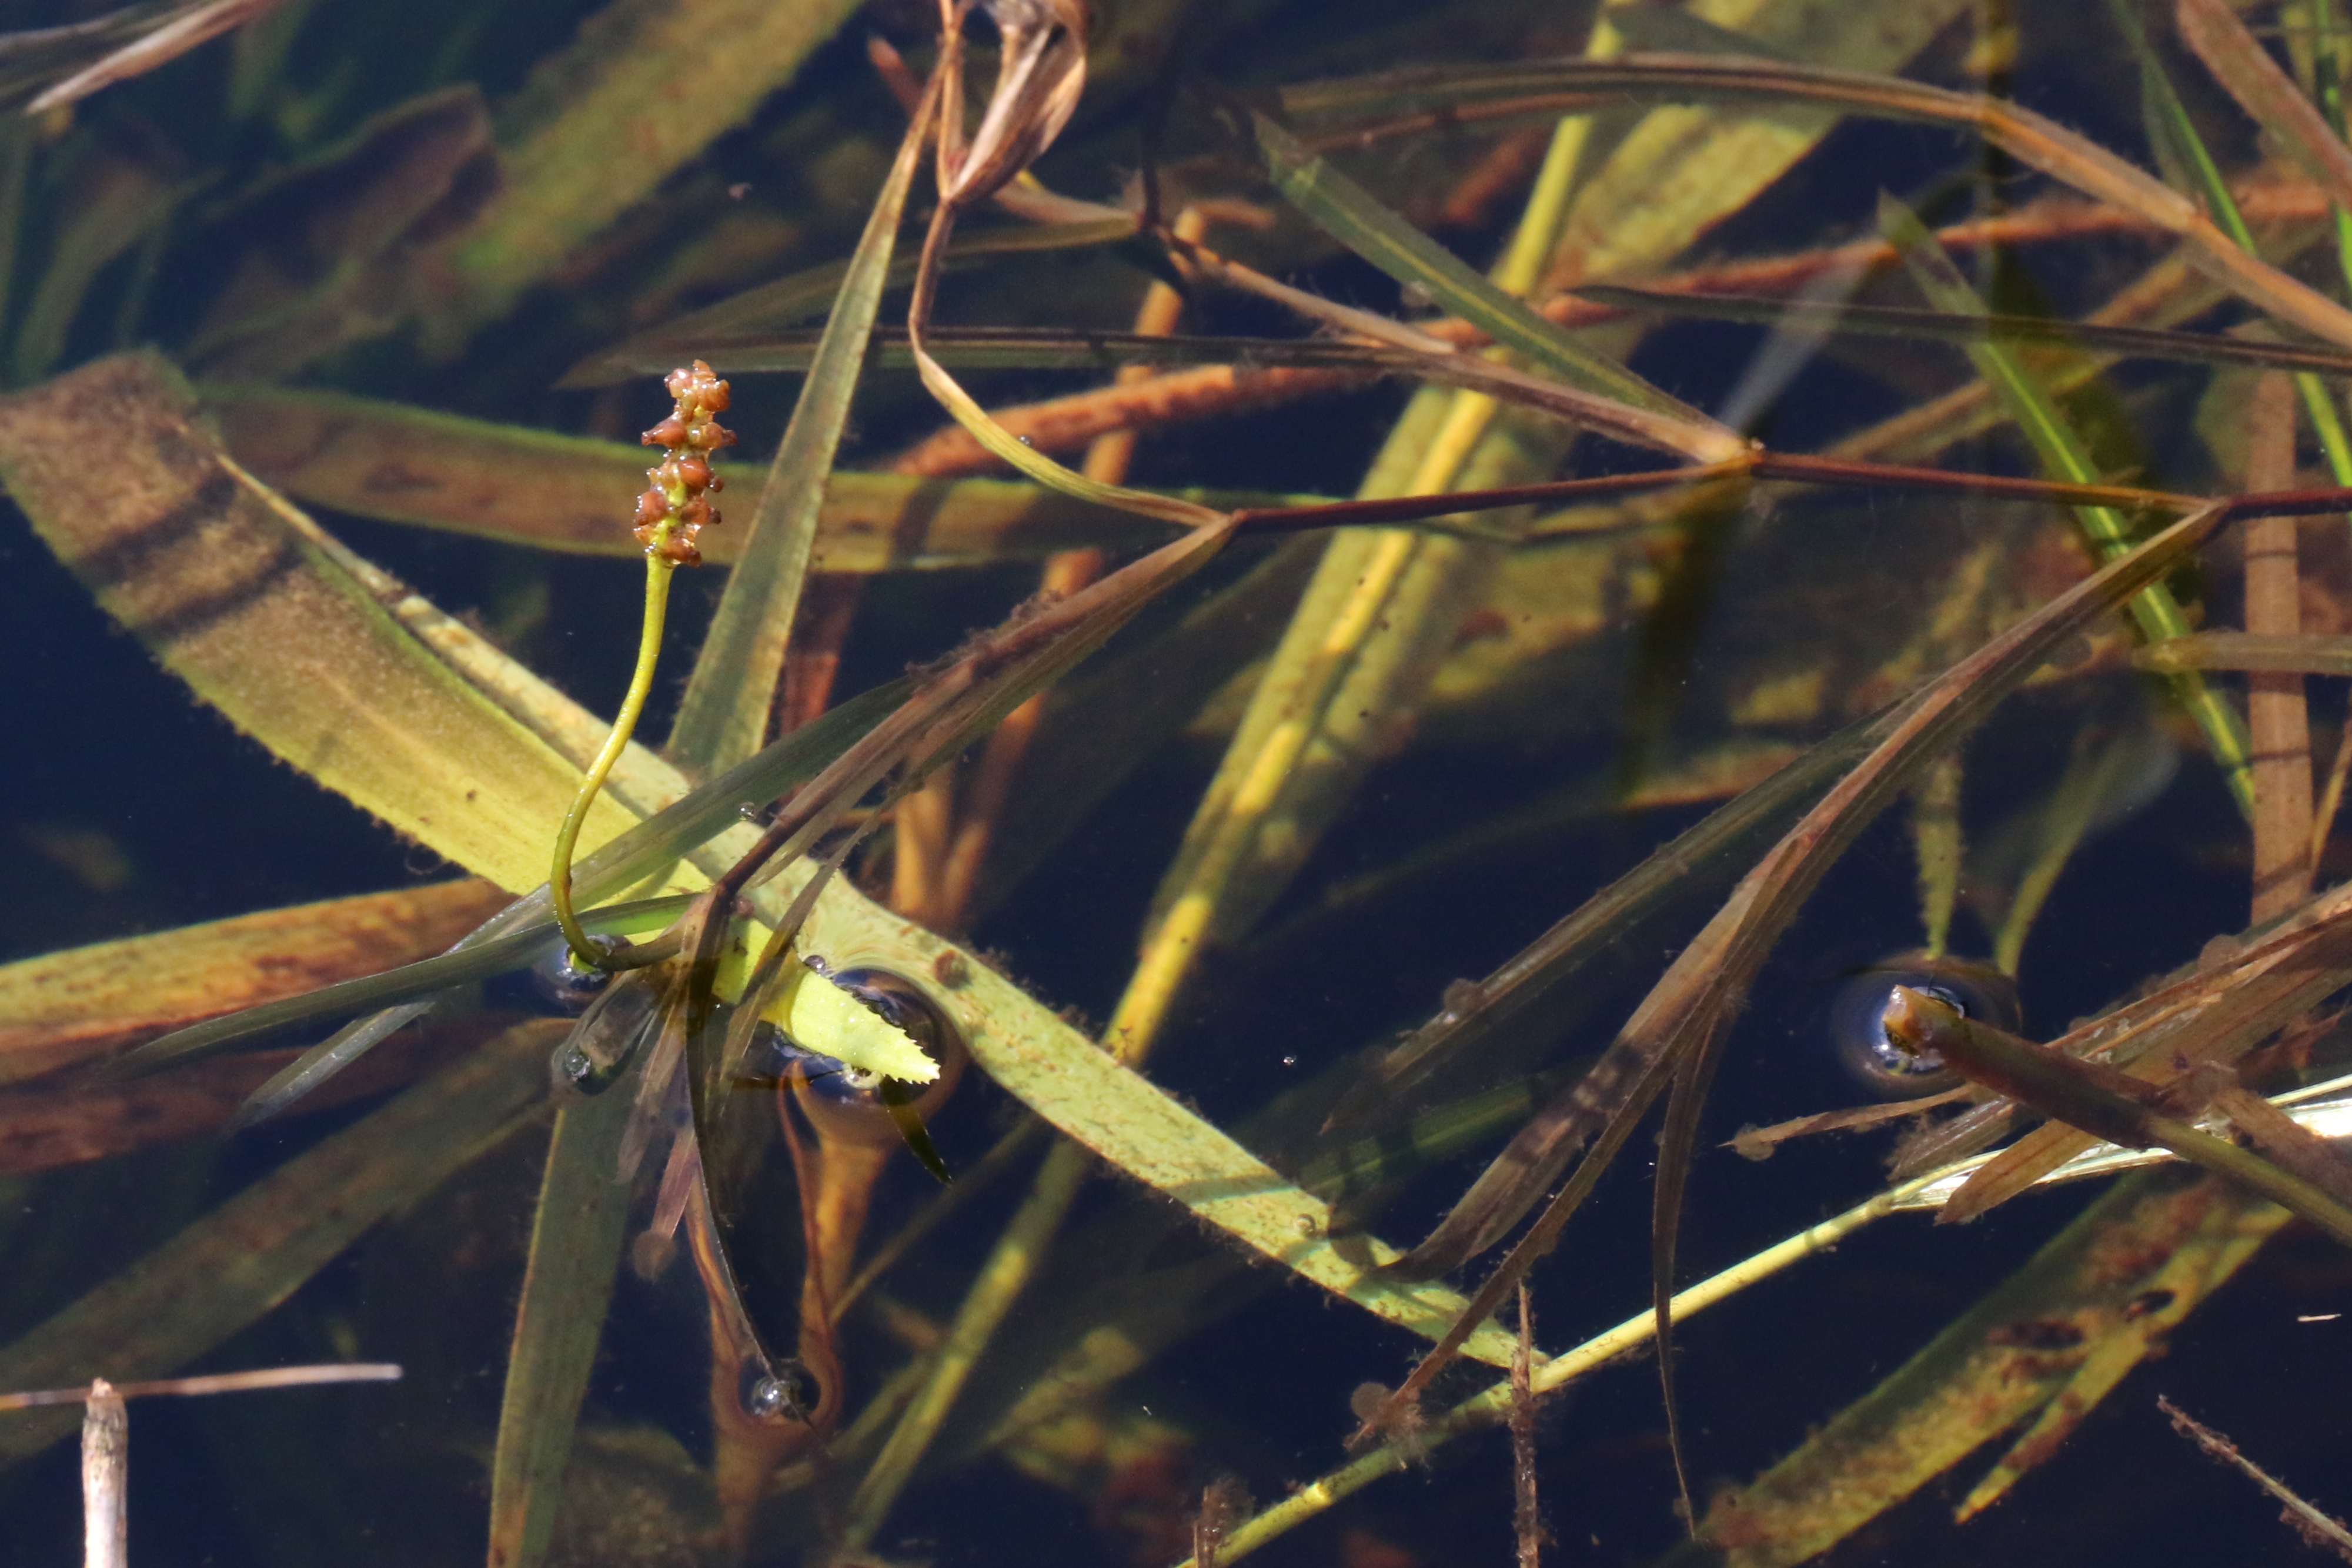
[{"xmin": 550, "ymin": 360, "xmax": 736, "ymax": 967}]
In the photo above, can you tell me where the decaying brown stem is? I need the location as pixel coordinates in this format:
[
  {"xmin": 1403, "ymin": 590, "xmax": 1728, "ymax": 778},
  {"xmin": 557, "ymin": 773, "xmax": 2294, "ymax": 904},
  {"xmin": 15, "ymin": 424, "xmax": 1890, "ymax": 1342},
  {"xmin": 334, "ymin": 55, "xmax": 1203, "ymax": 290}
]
[{"xmin": 2244, "ymin": 373, "xmax": 2316, "ymax": 921}]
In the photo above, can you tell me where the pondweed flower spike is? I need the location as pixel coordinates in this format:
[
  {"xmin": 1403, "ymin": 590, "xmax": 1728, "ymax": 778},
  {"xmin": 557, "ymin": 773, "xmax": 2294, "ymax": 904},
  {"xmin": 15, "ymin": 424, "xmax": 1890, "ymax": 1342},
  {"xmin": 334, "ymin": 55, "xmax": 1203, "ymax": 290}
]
[{"xmin": 550, "ymin": 360, "xmax": 736, "ymax": 967}]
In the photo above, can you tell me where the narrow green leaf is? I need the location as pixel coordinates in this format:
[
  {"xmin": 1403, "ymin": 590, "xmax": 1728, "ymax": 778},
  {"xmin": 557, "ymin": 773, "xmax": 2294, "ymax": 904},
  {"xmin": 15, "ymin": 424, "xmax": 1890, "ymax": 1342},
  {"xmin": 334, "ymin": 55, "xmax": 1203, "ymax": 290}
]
[
  {"xmin": 1248, "ymin": 112, "xmax": 1715, "ymax": 428},
  {"xmin": 2111, "ymin": 0, "xmax": 2352, "ymax": 486},
  {"xmin": 486, "ymin": 1055, "xmax": 643, "ymax": 1568},
  {"xmin": 1879, "ymin": 192, "xmax": 2256, "ymax": 818},
  {"xmin": 664, "ymin": 91, "xmax": 932, "ymax": 774},
  {"xmin": 427, "ymin": 0, "xmax": 863, "ymax": 341}
]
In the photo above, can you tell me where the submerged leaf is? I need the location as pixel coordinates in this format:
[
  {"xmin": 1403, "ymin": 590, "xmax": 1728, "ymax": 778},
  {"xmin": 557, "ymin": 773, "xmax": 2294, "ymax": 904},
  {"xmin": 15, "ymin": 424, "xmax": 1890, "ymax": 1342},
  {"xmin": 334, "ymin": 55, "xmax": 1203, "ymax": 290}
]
[
  {"xmin": 0, "ymin": 353, "xmax": 657, "ymax": 895},
  {"xmin": 0, "ymin": 879, "xmax": 506, "ymax": 1085},
  {"xmin": 0, "ymin": 1019, "xmax": 560, "ymax": 1469},
  {"xmin": 203, "ymin": 383, "xmax": 1181, "ymax": 571},
  {"xmin": 486, "ymin": 1039, "xmax": 643, "ymax": 1568},
  {"xmin": 425, "ymin": 0, "xmax": 864, "ymax": 340}
]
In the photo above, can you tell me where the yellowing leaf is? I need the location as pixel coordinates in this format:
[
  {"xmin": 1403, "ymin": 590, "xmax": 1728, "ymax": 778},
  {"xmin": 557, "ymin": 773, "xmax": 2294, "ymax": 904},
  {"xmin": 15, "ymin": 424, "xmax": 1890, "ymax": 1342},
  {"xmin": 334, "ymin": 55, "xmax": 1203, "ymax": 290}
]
[{"xmin": 761, "ymin": 964, "xmax": 937, "ymax": 1084}]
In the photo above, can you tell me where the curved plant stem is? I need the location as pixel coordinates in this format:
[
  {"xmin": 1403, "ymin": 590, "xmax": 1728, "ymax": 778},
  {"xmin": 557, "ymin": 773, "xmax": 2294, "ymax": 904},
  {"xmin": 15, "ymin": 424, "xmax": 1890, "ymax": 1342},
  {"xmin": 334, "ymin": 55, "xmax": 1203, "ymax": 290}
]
[{"xmin": 552, "ymin": 551, "xmax": 676, "ymax": 965}]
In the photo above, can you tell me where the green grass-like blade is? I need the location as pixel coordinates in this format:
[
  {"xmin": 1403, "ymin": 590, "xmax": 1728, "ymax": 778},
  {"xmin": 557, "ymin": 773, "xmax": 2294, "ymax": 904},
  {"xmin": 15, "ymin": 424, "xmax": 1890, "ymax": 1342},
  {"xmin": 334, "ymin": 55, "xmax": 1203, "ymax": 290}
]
[
  {"xmin": 2113, "ymin": 0, "xmax": 2352, "ymax": 487},
  {"xmin": 1248, "ymin": 111, "xmax": 1715, "ymax": 429},
  {"xmin": 1880, "ymin": 192, "xmax": 2256, "ymax": 818},
  {"xmin": 664, "ymin": 91, "xmax": 931, "ymax": 773},
  {"xmin": 485, "ymin": 1050, "xmax": 645, "ymax": 1568},
  {"xmin": 119, "ymin": 674, "xmax": 914, "ymax": 1074}
]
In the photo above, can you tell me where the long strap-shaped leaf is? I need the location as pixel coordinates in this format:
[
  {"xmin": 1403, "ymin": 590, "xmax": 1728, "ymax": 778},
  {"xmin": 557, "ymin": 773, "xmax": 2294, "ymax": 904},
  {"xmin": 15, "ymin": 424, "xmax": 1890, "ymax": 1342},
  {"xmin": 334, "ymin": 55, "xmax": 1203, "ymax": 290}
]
[
  {"xmin": 1358, "ymin": 496, "xmax": 2236, "ymax": 1439},
  {"xmin": 485, "ymin": 1041, "xmax": 643, "ymax": 1568},
  {"xmin": 1277, "ymin": 52, "xmax": 2352, "ymax": 353},
  {"xmin": 1577, "ymin": 284, "xmax": 2352, "ymax": 379},
  {"xmin": 1248, "ymin": 111, "xmax": 1731, "ymax": 443},
  {"xmin": 664, "ymin": 74, "xmax": 938, "ymax": 773},
  {"xmin": 1879, "ymin": 190, "xmax": 2257, "ymax": 818},
  {"xmin": 557, "ymin": 212, "xmax": 1139, "ymax": 387}
]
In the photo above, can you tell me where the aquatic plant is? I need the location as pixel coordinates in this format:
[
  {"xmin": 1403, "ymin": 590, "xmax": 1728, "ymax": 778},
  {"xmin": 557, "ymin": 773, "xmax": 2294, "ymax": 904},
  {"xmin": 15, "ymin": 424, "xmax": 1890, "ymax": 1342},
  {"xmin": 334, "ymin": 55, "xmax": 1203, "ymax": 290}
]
[{"xmin": 10, "ymin": 2, "xmax": 2352, "ymax": 1566}]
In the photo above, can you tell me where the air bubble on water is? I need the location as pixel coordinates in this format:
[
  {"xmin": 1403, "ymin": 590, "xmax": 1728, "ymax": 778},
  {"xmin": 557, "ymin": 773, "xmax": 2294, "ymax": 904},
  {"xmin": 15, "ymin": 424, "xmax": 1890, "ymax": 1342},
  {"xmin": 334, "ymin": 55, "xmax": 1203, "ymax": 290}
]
[{"xmin": 744, "ymin": 1376, "xmax": 787, "ymax": 1419}]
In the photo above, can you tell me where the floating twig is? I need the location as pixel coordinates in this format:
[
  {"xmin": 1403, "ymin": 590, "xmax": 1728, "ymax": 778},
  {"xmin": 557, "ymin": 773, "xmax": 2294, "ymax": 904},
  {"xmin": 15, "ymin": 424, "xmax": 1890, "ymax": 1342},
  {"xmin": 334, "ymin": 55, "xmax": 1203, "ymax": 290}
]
[{"xmin": 0, "ymin": 1361, "xmax": 402, "ymax": 1410}]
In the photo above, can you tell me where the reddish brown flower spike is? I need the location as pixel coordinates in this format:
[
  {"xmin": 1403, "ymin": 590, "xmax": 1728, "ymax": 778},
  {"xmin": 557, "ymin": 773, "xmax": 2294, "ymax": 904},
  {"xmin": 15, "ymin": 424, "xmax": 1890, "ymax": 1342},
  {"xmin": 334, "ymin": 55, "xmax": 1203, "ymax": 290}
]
[{"xmin": 634, "ymin": 361, "xmax": 736, "ymax": 564}]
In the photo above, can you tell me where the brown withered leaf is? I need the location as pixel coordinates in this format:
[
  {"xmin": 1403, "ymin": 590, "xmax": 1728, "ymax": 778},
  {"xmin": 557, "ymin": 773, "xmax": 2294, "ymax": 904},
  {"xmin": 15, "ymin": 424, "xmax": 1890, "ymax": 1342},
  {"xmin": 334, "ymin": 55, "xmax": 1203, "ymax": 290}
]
[
  {"xmin": 0, "ymin": 879, "xmax": 510, "ymax": 1086},
  {"xmin": 944, "ymin": 0, "xmax": 1087, "ymax": 209},
  {"xmin": 0, "ymin": 1011, "xmax": 506, "ymax": 1177}
]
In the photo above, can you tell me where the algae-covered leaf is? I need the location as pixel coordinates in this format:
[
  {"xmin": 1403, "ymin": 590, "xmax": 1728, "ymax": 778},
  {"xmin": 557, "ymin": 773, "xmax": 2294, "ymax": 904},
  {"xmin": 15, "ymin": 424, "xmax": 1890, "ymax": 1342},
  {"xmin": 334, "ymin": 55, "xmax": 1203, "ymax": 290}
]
[
  {"xmin": 426, "ymin": 0, "xmax": 863, "ymax": 340},
  {"xmin": 0, "ymin": 353, "xmax": 653, "ymax": 896},
  {"xmin": 1696, "ymin": 1175, "xmax": 2285, "ymax": 1567},
  {"xmin": 203, "ymin": 383, "xmax": 1176, "ymax": 571}
]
